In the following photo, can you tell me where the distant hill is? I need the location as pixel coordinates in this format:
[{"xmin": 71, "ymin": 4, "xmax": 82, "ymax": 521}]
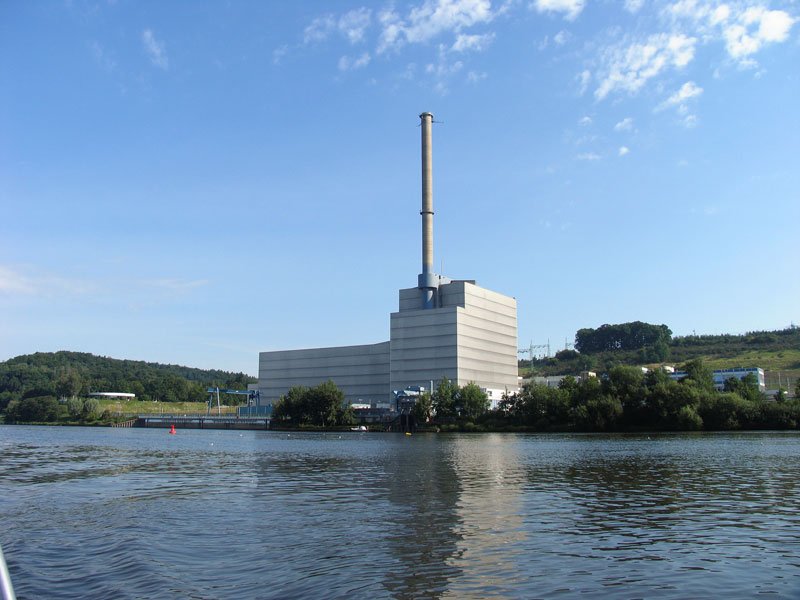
[
  {"xmin": 524, "ymin": 326, "xmax": 800, "ymax": 391},
  {"xmin": 0, "ymin": 351, "xmax": 256, "ymax": 410}
]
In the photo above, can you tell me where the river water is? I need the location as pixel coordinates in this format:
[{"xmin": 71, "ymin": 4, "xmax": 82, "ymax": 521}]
[{"xmin": 1, "ymin": 426, "xmax": 798, "ymax": 599}]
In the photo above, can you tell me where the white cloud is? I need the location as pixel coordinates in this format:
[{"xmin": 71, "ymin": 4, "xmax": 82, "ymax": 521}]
[
  {"xmin": 595, "ymin": 33, "xmax": 696, "ymax": 99},
  {"xmin": 553, "ymin": 30, "xmax": 570, "ymax": 45},
  {"xmin": 378, "ymin": 0, "xmax": 493, "ymax": 53},
  {"xmin": 664, "ymin": 1, "xmax": 795, "ymax": 65},
  {"xmin": 577, "ymin": 152, "xmax": 601, "ymax": 160},
  {"xmin": 657, "ymin": 81, "xmax": 703, "ymax": 120},
  {"xmin": 467, "ymin": 70, "xmax": 488, "ymax": 82},
  {"xmin": 305, "ymin": 10, "xmax": 372, "ymax": 45},
  {"xmin": 533, "ymin": 0, "xmax": 585, "ymax": 21},
  {"xmin": 663, "ymin": 80, "xmax": 703, "ymax": 106},
  {"xmin": 304, "ymin": 15, "xmax": 335, "ymax": 44},
  {"xmin": 451, "ymin": 32, "xmax": 495, "ymax": 52},
  {"xmin": 618, "ymin": 146, "xmax": 630, "ymax": 156},
  {"xmin": 577, "ymin": 69, "xmax": 591, "ymax": 95},
  {"xmin": 724, "ymin": 8, "xmax": 794, "ymax": 60},
  {"xmin": 624, "ymin": 0, "xmax": 644, "ymax": 14},
  {"xmin": 89, "ymin": 41, "xmax": 116, "ymax": 71},
  {"xmin": 272, "ymin": 45, "xmax": 289, "ymax": 65},
  {"xmin": 614, "ymin": 117, "xmax": 634, "ymax": 131},
  {"xmin": 339, "ymin": 8, "xmax": 372, "ymax": 44},
  {"xmin": 338, "ymin": 52, "xmax": 371, "ymax": 71},
  {"xmin": 0, "ymin": 266, "xmax": 35, "ymax": 295},
  {"xmin": 142, "ymin": 29, "xmax": 168, "ymax": 70},
  {"xmin": 578, "ymin": 116, "xmax": 592, "ymax": 126},
  {"xmin": 142, "ymin": 279, "xmax": 209, "ymax": 291}
]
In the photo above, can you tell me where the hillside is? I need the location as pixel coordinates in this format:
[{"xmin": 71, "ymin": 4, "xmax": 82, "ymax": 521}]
[
  {"xmin": 0, "ymin": 351, "xmax": 256, "ymax": 410},
  {"xmin": 524, "ymin": 326, "xmax": 800, "ymax": 392}
]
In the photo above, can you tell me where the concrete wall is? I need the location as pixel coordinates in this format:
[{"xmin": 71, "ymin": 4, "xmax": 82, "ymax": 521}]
[
  {"xmin": 390, "ymin": 280, "xmax": 518, "ymax": 399},
  {"xmin": 454, "ymin": 281, "xmax": 518, "ymax": 396},
  {"xmin": 390, "ymin": 306, "xmax": 459, "ymax": 395},
  {"xmin": 258, "ymin": 342, "xmax": 390, "ymax": 406}
]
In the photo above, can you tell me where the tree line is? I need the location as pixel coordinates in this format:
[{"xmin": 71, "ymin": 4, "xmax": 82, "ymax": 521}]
[
  {"xmin": 575, "ymin": 321, "xmax": 672, "ymax": 359},
  {"xmin": 0, "ymin": 351, "xmax": 256, "ymax": 413},
  {"xmin": 492, "ymin": 360, "xmax": 800, "ymax": 432}
]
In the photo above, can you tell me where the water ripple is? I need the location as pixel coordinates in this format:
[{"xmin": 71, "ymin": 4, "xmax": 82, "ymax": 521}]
[{"xmin": 1, "ymin": 427, "xmax": 799, "ymax": 598}]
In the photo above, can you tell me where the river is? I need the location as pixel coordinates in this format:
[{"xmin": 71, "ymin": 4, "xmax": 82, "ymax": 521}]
[{"xmin": 1, "ymin": 426, "xmax": 798, "ymax": 599}]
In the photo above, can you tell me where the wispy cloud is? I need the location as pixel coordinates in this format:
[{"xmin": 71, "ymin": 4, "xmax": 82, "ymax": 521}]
[
  {"xmin": 467, "ymin": 70, "xmax": 487, "ymax": 83},
  {"xmin": 577, "ymin": 152, "xmax": 601, "ymax": 161},
  {"xmin": 614, "ymin": 117, "xmax": 634, "ymax": 131},
  {"xmin": 0, "ymin": 265, "xmax": 97, "ymax": 297},
  {"xmin": 451, "ymin": 32, "xmax": 495, "ymax": 52},
  {"xmin": 624, "ymin": 0, "xmax": 644, "ymax": 14},
  {"xmin": 595, "ymin": 33, "xmax": 696, "ymax": 100},
  {"xmin": 142, "ymin": 279, "xmax": 209, "ymax": 292},
  {"xmin": 577, "ymin": 69, "xmax": 591, "ymax": 95},
  {"xmin": 377, "ymin": 0, "xmax": 494, "ymax": 53},
  {"xmin": 272, "ymin": 45, "xmax": 289, "ymax": 65},
  {"xmin": 533, "ymin": 0, "xmax": 585, "ymax": 21},
  {"xmin": 618, "ymin": 146, "xmax": 630, "ymax": 156},
  {"xmin": 658, "ymin": 80, "xmax": 703, "ymax": 111},
  {"xmin": 0, "ymin": 266, "xmax": 36, "ymax": 295},
  {"xmin": 663, "ymin": 1, "xmax": 795, "ymax": 66},
  {"xmin": 89, "ymin": 41, "xmax": 116, "ymax": 71},
  {"xmin": 338, "ymin": 53, "xmax": 371, "ymax": 71},
  {"xmin": 339, "ymin": 8, "xmax": 372, "ymax": 44},
  {"xmin": 142, "ymin": 29, "xmax": 168, "ymax": 70}
]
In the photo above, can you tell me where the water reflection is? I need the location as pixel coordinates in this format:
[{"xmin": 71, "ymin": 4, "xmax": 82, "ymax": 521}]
[{"xmin": 1, "ymin": 427, "xmax": 799, "ymax": 599}]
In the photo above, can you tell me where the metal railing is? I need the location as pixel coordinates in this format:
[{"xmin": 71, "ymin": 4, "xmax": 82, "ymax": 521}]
[{"xmin": 0, "ymin": 544, "xmax": 16, "ymax": 600}]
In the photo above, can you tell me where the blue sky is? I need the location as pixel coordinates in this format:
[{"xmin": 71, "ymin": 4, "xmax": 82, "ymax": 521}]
[{"xmin": 1, "ymin": 0, "xmax": 798, "ymax": 375}]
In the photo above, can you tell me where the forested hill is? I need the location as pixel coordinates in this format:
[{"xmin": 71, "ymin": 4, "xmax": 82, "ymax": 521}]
[
  {"xmin": 0, "ymin": 351, "xmax": 256, "ymax": 408},
  {"xmin": 527, "ymin": 325, "xmax": 800, "ymax": 379}
]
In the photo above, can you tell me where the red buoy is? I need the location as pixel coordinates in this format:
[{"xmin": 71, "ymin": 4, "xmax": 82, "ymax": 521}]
[{"xmin": 169, "ymin": 424, "xmax": 176, "ymax": 435}]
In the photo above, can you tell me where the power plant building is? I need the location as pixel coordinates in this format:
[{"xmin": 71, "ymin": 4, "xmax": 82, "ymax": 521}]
[{"xmin": 257, "ymin": 113, "xmax": 518, "ymax": 408}]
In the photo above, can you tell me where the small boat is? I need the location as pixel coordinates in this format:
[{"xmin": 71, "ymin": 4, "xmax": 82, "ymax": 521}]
[{"xmin": 350, "ymin": 425, "xmax": 367, "ymax": 432}]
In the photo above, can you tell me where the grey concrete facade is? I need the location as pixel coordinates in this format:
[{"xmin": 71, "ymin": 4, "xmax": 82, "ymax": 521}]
[
  {"xmin": 257, "ymin": 280, "xmax": 518, "ymax": 407},
  {"xmin": 390, "ymin": 280, "xmax": 518, "ymax": 401},
  {"xmin": 258, "ymin": 342, "xmax": 390, "ymax": 406}
]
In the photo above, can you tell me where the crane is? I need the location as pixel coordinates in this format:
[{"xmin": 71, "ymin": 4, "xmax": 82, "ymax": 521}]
[{"xmin": 206, "ymin": 387, "xmax": 260, "ymax": 416}]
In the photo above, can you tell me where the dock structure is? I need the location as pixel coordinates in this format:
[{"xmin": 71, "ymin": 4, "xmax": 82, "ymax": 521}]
[{"xmin": 136, "ymin": 414, "xmax": 271, "ymax": 430}]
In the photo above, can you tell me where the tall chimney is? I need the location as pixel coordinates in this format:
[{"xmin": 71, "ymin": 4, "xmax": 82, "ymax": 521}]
[{"xmin": 418, "ymin": 112, "xmax": 437, "ymax": 309}]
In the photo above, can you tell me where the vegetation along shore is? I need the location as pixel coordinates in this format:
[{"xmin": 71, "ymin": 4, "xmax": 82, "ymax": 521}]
[{"xmin": 1, "ymin": 324, "xmax": 798, "ymax": 431}]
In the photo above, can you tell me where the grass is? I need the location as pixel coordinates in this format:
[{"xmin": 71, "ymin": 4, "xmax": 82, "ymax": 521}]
[{"xmin": 97, "ymin": 399, "xmax": 238, "ymax": 416}]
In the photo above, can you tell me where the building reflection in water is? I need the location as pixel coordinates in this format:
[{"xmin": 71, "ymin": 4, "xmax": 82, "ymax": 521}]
[{"xmin": 381, "ymin": 433, "xmax": 527, "ymax": 599}]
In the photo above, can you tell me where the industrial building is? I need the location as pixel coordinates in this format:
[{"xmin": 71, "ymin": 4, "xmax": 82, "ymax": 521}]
[{"xmin": 256, "ymin": 113, "xmax": 519, "ymax": 410}]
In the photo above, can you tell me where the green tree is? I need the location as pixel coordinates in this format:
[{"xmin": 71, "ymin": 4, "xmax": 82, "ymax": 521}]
[
  {"xmin": 574, "ymin": 395, "xmax": 622, "ymax": 431},
  {"xmin": 680, "ymin": 358, "xmax": 715, "ymax": 391},
  {"xmin": 432, "ymin": 377, "xmax": 459, "ymax": 419},
  {"xmin": 273, "ymin": 386, "xmax": 309, "ymax": 424},
  {"xmin": 66, "ymin": 397, "xmax": 84, "ymax": 419},
  {"xmin": 55, "ymin": 370, "xmax": 83, "ymax": 399},
  {"xmin": 603, "ymin": 366, "xmax": 646, "ymax": 420},
  {"xmin": 6, "ymin": 396, "xmax": 61, "ymax": 423},
  {"xmin": 82, "ymin": 398, "xmax": 100, "ymax": 420},
  {"xmin": 458, "ymin": 383, "xmax": 489, "ymax": 421},
  {"xmin": 723, "ymin": 373, "xmax": 762, "ymax": 403},
  {"xmin": 306, "ymin": 380, "xmax": 343, "ymax": 426},
  {"xmin": 411, "ymin": 392, "xmax": 433, "ymax": 424}
]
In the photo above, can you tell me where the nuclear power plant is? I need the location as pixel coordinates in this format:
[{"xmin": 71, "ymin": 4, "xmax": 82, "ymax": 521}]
[{"xmin": 256, "ymin": 113, "xmax": 519, "ymax": 409}]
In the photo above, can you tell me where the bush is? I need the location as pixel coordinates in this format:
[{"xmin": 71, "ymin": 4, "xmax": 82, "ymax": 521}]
[{"xmin": 5, "ymin": 395, "xmax": 61, "ymax": 423}]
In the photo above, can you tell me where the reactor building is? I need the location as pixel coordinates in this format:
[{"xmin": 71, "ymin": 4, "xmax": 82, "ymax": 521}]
[{"xmin": 256, "ymin": 113, "xmax": 518, "ymax": 408}]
